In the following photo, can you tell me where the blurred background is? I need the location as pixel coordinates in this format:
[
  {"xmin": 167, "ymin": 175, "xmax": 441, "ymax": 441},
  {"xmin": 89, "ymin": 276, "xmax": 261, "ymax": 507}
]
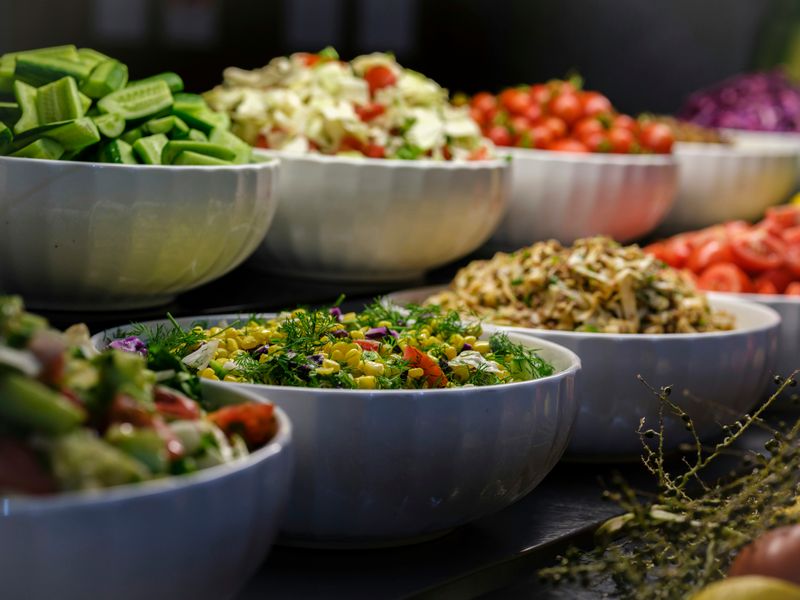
[{"xmin": 1, "ymin": 0, "xmax": 799, "ymax": 114}]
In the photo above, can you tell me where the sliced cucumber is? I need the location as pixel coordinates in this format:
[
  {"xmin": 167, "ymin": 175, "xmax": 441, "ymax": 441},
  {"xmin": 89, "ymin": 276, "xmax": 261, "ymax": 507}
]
[
  {"xmin": 99, "ymin": 139, "xmax": 136, "ymax": 164},
  {"xmin": 13, "ymin": 80, "xmax": 39, "ymax": 134},
  {"xmin": 77, "ymin": 48, "xmax": 111, "ymax": 68},
  {"xmin": 173, "ymin": 93, "xmax": 206, "ymax": 111},
  {"xmin": 187, "ymin": 128, "xmax": 208, "ymax": 142},
  {"xmin": 143, "ymin": 115, "xmax": 189, "ymax": 137},
  {"xmin": 121, "ymin": 126, "xmax": 144, "ymax": 144},
  {"xmin": 209, "ymin": 127, "xmax": 251, "ymax": 164},
  {"xmin": 162, "ymin": 140, "xmax": 236, "ymax": 164},
  {"xmin": 46, "ymin": 118, "xmax": 101, "ymax": 151},
  {"xmin": 132, "ymin": 133, "xmax": 168, "ymax": 164},
  {"xmin": 79, "ymin": 91, "xmax": 92, "ymax": 114},
  {"xmin": 172, "ymin": 107, "xmax": 229, "ymax": 134},
  {"xmin": 98, "ymin": 79, "xmax": 173, "ymax": 121},
  {"xmin": 132, "ymin": 71, "xmax": 184, "ymax": 94},
  {"xmin": 11, "ymin": 138, "xmax": 64, "ymax": 160},
  {"xmin": 0, "ymin": 55, "xmax": 15, "ymax": 96},
  {"xmin": 0, "ymin": 122, "xmax": 12, "ymax": 152},
  {"xmin": 36, "ymin": 77, "xmax": 84, "ymax": 124},
  {"xmin": 0, "ymin": 102, "xmax": 20, "ymax": 126},
  {"xmin": 81, "ymin": 59, "xmax": 128, "ymax": 99},
  {"xmin": 14, "ymin": 54, "xmax": 92, "ymax": 87},
  {"xmin": 172, "ymin": 150, "xmax": 234, "ymax": 166},
  {"xmin": 92, "ymin": 112, "xmax": 125, "ymax": 138}
]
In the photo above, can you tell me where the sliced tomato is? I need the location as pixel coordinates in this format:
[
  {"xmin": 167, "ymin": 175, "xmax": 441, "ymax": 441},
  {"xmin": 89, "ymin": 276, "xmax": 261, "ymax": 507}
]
[
  {"xmin": 208, "ymin": 403, "xmax": 277, "ymax": 450},
  {"xmin": 354, "ymin": 339, "xmax": 380, "ymax": 352},
  {"xmin": 755, "ymin": 280, "xmax": 779, "ymax": 295},
  {"xmin": 724, "ymin": 220, "xmax": 750, "ymax": 237},
  {"xmin": 643, "ymin": 242, "xmax": 670, "ymax": 264},
  {"xmin": 659, "ymin": 235, "xmax": 693, "ymax": 269},
  {"xmin": 786, "ymin": 244, "xmax": 800, "ymax": 277},
  {"xmin": 364, "ymin": 65, "xmax": 397, "ymax": 94},
  {"xmin": 753, "ymin": 268, "xmax": 795, "ymax": 293},
  {"xmin": 403, "ymin": 346, "xmax": 448, "ymax": 388},
  {"xmin": 782, "ymin": 225, "xmax": 800, "ymax": 245},
  {"xmin": 686, "ymin": 238, "xmax": 733, "ymax": 273},
  {"xmin": 730, "ymin": 231, "xmax": 786, "ymax": 273},
  {"xmin": 154, "ymin": 386, "xmax": 201, "ymax": 421},
  {"xmin": 786, "ymin": 282, "xmax": 800, "ymax": 296},
  {"xmin": 697, "ymin": 262, "xmax": 752, "ymax": 293},
  {"xmin": 765, "ymin": 205, "xmax": 800, "ymax": 230},
  {"xmin": 355, "ymin": 102, "xmax": 386, "ymax": 122}
]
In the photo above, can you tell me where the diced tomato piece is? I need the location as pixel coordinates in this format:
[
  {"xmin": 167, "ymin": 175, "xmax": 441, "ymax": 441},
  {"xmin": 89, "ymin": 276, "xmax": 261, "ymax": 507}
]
[
  {"xmin": 255, "ymin": 134, "xmax": 269, "ymax": 149},
  {"xmin": 154, "ymin": 386, "xmax": 201, "ymax": 421},
  {"xmin": 786, "ymin": 244, "xmax": 800, "ymax": 278},
  {"xmin": 730, "ymin": 231, "xmax": 786, "ymax": 273},
  {"xmin": 468, "ymin": 146, "xmax": 489, "ymax": 160},
  {"xmin": 403, "ymin": 346, "xmax": 448, "ymax": 388},
  {"xmin": 364, "ymin": 65, "xmax": 397, "ymax": 95},
  {"xmin": 296, "ymin": 52, "xmax": 321, "ymax": 67},
  {"xmin": 724, "ymin": 220, "xmax": 750, "ymax": 237},
  {"xmin": 686, "ymin": 239, "xmax": 734, "ymax": 273},
  {"xmin": 363, "ymin": 143, "xmax": 386, "ymax": 159},
  {"xmin": 208, "ymin": 402, "xmax": 277, "ymax": 449},
  {"xmin": 782, "ymin": 225, "xmax": 800, "ymax": 245},
  {"xmin": 354, "ymin": 339, "xmax": 380, "ymax": 352},
  {"xmin": 697, "ymin": 262, "xmax": 752, "ymax": 293},
  {"xmin": 765, "ymin": 205, "xmax": 800, "ymax": 230},
  {"xmin": 338, "ymin": 135, "xmax": 364, "ymax": 153},
  {"xmin": 786, "ymin": 282, "xmax": 800, "ymax": 296},
  {"xmin": 355, "ymin": 102, "xmax": 386, "ymax": 122}
]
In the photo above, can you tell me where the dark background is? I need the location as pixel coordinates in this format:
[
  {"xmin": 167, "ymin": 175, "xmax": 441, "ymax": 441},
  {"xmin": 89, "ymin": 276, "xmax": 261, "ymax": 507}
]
[{"xmin": 0, "ymin": 0, "xmax": 795, "ymax": 115}]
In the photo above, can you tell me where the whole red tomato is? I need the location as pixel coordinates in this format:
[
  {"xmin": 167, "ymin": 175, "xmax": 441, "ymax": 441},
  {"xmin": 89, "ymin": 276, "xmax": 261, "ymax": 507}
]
[
  {"xmin": 639, "ymin": 122, "xmax": 674, "ymax": 153},
  {"xmin": 573, "ymin": 117, "xmax": 605, "ymax": 142},
  {"xmin": 471, "ymin": 91, "xmax": 497, "ymax": 113},
  {"xmin": 530, "ymin": 124, "xmax": 555, "ymax": 149},
  {"xmin": 499, "ymin": 88, "xmax": 531, "ymax": 115},
  {"xmin": 548, "ymin": 92, "xmax": 583, "ymax": 125},
  {"xmin": 541, "ymin": 116, "xmax": 567, "ymax": 139},
  {"xmin": 486, "ymin": 124, "xmax": 512, "ymax": 146},
  {"xmin": 547, "ymin": 138, "xmax": 589, "ymax": 153},
  {"xmin": 608, "ymin": 127, "xmax": 635, "ymax": 153},
  {"xmin": 580, "ymin": 91, "xmax": 613, "ymax": 117}
]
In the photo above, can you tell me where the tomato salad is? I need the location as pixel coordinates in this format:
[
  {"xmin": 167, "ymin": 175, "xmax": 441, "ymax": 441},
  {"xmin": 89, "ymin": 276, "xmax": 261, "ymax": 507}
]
[
  {"xmin": 465, "ymin": 78, "xmax": 674, "ymax": 154},
  {"xmin": 204, "ymin": 48, "xmax": 493, "ymax": 161},
  {"xmin": 0, "ymin": 297, "xmax": 278, "ymax": 496},
  {"xmin": 645, "ymin": 205, "xmax": 800, "ymax": 296}
]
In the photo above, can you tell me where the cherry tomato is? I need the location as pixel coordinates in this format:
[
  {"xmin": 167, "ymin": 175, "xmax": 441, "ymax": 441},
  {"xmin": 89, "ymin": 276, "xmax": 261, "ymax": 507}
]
[
  {"xmin": 403, "ymin": 346, "xmax": 448, "ymax": 388},
  {"xmin": 755, "ymin": 280, "xmax": 779, "ymax": 295},
  {"xmin": 363, "ymin": 143, "xmax": 386, "ymax": 159},
  {"xmin": 639, "ymin": 122, "xmax": 674, "ymax": 154},
  {"xmin": 643, "ymin": 242, "xmax": 670, "ymax": 264},
  {"xmin": 582, "ymin": 132, "xmax": 610, "ymax": 153},
  {"xmin": 364, "ymin": 65, "xmax": 397, "ymax": 95},
  {"xmin": 782, "ymin": 225, "xmax": 800, "ymax": 245},
  {"xmin": 355, "ymin": 102, "xmax": 386, "ymax": 122},
  {"xmin": 523, "ymin": 103, "xmax": 543, "ymax": 123},
  {"xmin": 730, "ymin": 231, "xmax": 786, "ymax": 273},
  {"xmin": 509, "ymin": 115, "xmax": 532, "ymax": 135},
  {"xmin": 613, "ymin": 114, "xmax": 638, "ymax": 133},
  {"xmin": 546, "ymin": 138, "xmax": 589, "ymax": 153},
  {"xmin": 471, "ymin": 91, "xmax": 497, "ymax": 114},
  {"xmin": 786, "ymin": 282, "xmax": 800, "ymax": 296},
  {"xmin": 686, "ymin": 239, "xmax": 734, "ymax": 273},
  {"xmin": 499, "ymin": 88, "xmax": 531, "ymax": 115},
  {"xmin": 541, "ymin": 116, "xmax": 567, "ymax": 139},
  {"xmin": 529, "ymin": 84, "xmax": 550, "ymax": 105},
  {"xmin": 608, "ymin": 127, "xmax": 635, "ymax": 154},
  {"xmin": 548, "ymin": 92, "xmax": 583, "ymax": 125},
  {"xmin": 208, "ymin": 402, "xmax": 277, "ymax": 450},
  {"xmin": 530, "ymin": 124, "xmax": 555, "ymax": 149},
  {"xmin": 660, "ymin": 235, "xmax": 693, "ymax": 269},
  {"xmin": 354, "ymin": 339, "xmax": 381, "ymax": 351},
  {"xmin": 469, "ymin": 107, "xmax": 486, "ymax": 125},
  {"xmin": 729, "ymin": 525, "xmax": 800, "ymax": 585},
  {"xmin": 573, "ymin": 117, "xmax": 605, "ymax": 142},
  {"xmin": 765, "ymin": 205, "xmax": 800, "ymax": 230},
  {"xmin": 753, "ymin": 269, "xmax": 795, "ymax": 293},
  {"xmin": 786, "ymin": 244, "xmax": 800, "ymax": 277},
  {"xmin": 580, "ymin": 91, "xmax": 613, "ymax": 117},
  {"xmin": 486, "ymin": 125, "xmax": 512, "ymax": 146},
  {"xmin": 697, "ymin": 263, "xmax": 752, "ymax": 293},
  {"xmin": 154, "ymin": 386, "xmax": 201, "ymax": 421}
]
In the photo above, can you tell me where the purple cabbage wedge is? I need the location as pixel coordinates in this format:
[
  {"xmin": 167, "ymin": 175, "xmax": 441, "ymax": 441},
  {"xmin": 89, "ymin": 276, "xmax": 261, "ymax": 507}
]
[
  {"xmin": 108, "ymin": 336, "xmax": 148, "ymax": 357},
  {"xmin": 679, "ymin": 70, "xmax": 800, "ymax": 132}
]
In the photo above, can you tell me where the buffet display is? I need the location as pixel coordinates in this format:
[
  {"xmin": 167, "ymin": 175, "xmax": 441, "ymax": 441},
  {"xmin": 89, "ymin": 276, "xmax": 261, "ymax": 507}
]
[{"xmin": 2, "ymin": 41, "xmax": 800, "ymax": 599}]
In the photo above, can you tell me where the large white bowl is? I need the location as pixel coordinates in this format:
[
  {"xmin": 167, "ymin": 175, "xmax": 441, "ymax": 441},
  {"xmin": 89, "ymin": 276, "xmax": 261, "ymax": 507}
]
[
  {"xmin": 0, "ymin": 155, "xmax": 279, "ymax": 311},
  {"xmin": 95, "ymin": 318, "xmax": 579, "ymax": 545},
  {"xmin": 488, "ymin": 148, "xmax": 678, "ymax": 249},
  {"xmin": 249, "ymin": 150, "xmax": 509, "ymax": 282},
  {"xmin": 389, "ymin": 287, "xmax": 781, "ymax": 458},
  {"xmin": 656, "ymin": 141, "xmax": 799, "ymax": 234},
  {"xmin": 0, "ymin": 382, "xmax": 293, "ymax": 600}
]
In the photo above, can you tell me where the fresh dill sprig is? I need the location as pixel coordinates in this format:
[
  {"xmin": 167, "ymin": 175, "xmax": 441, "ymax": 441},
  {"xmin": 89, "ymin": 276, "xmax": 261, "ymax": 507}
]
[{"xmin": 489, "ymin": 332, "xmax": 555, "ymax": 380}]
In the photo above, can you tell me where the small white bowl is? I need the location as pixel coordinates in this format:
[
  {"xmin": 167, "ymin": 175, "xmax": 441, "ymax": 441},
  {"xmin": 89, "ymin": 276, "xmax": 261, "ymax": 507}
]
[
  {"xmin": 656, "ymin": 141, "xmax": 799, "ymax": 234},
  {"xmin": 95, "ymin": 318, "xmax": 579, "ymax": 545},
  {"xmin": 0, "ymin": 155, "xmax": 279, "ymax": 311},
  {"xmin": 250, "ymin": 149, "xmax": 510, "ymax": 282},
  {"xmin": 488, "ymin": 148, "xmax": 678, "ymax": 249},
  {"xmin": 388, "ymin": 287, "xmax": 781, "ymax": 459},
  {"xmin": 0, "ymin": 382, "xmax": 293, "ymax": 600}
]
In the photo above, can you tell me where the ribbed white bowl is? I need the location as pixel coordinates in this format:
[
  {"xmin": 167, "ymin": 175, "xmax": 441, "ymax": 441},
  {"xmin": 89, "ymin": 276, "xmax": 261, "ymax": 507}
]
[
  {"xmin": 95, "ymin": 319, "xmax": 579, "ymax": 545},
  {"xmin": 388, "ymin": 287, "xmax": 780, "ymax": 459},
  {"xmin": 656, "ymin": 141, "xmax": 799, "ymax": 234},
  {"xmin": 489, "ymin": 148, "xmax": 677, "ymax": 249},
  {"xmin": 250, "ymin": 150, "xmax": 510, "ymax": 282},
  {"xmin": 0, "ymin": 155, "xmax": 279, "ymax": 311},
  {"xmin": 0, "ymin": 383, "xmax": 293, "ymax": 600}
]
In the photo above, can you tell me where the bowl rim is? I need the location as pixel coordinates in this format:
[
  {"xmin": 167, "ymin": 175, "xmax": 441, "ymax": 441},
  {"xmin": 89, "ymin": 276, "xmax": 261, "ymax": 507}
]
[
  {"xmin": 254, "ymin": 147, "xmax": 511, "ymax": 170},
  {"xmin": 0, "ymin": 153, "xmax": 279, "ymax": 172},
  {"xmin": 708, "ymin": 290, "xmax": 800, "ymax": 306},
  {"xmin": 385, "ymin": 285, "xmax": 781, "ymax": 341},
  {"xmin": 504, "ymin": 146, "xmax": 676, "ymax": 166},
  {"xmin": 4, "ymin": 393, "xmax": 292, "ymax": 511},
  {"xmin": 673, "ymin": 140, "xmax": 800, "ymax": 158},
  {"xmin": 93, "ymin": 318, "xmax": 581, "ymax": 395},
  {"xmin": 720, "ymin": 127, "xmax": 800, "ymax": 140}
]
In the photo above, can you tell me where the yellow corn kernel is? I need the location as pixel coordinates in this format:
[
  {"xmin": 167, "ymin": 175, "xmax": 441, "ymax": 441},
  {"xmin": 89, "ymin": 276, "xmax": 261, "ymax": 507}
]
[
  {"xmin": 321, "ymin": 358, "xmax": 341, "ymax": 373},
  {"xmin": 362, "ymin": 360, "xmax": 385, "ymax": 376},
  {"xmin": 449, "ymin": 334, "xmax": 465, "ymax": 349},
  {"xmin": 464, "ymin": 335, "xmax": 477, "ymax": 345},
  {"xmin": 408, "ymin": 367, "xmax": 425, "ymax": 379},
  {"xmin": 419, "ymin": 326, "xmax": 432, "ymax": 335},
  {"xmin": 315, "ymin": 367, "xmax": 335, "ymax": 376},
  {"xmin": 341, "ymin": 312, "xmax": 357, "ymax": 324},
  {"xmin": 474, "ymin": 340, "xmax": 491, "ymax": 354},
  {"xmin": 207, "ymin": 327, "xmax": 222, "ymax": 336},
  {"xmin": 199, "ymin": 367, "xmax": 218, "ymax": 380},
  {"xmin": 451, "ymin": 364, "xmax": 470, "ymax": 381},
  {"xmin": 418, "ymin": 332, "xmax": 429, "ymax": 341},
  {"xmin": 356, "ymin": 375, "xmax": 376, "ymax": 389},
  {"xmin": 344, "ymin": 348, "xmax": 361, "ymax": 367},
  {"xmin": 223, "ymin": 374, "xmax": 239, "ymax": 382},
  {"xmin": 331, "ymin": 349, "xmax": 346, "ymax": 362},
  {"xmin": 259, "ymin": 353, "xmax": 269, "ymax": 363},
  {"xmin": 239, "ymin": 335, "xmax": 259, "ymax": 350},
  {"xmin": 444, "ymin": 345, "xmax": 457, "ymax": 360},
  {"xmin": 319, "ymin": 335, "xmax": 330, "ymax": 344},
  {"xmin": 225, "ymin": 338, "xmax": 239, "ymax": 353},
  {"xmin": 349, "ymin": 329, "xmax": 365, "ymax": 340},
  {"xmin": 331, "ymin": 341, "xmax": 349, "ymax": 352},
  {"xmin": 231, "ymin": 349, "xmax": 246, "ymax": 358},
  {"xmin": 214, "ymin": 348, "xmax": 229, "ymax": 359},
  {"xmin": 268, "ymin": 344, "xmax": 282, "ymax": 355},
  {"xmin": 422, "ymin": 336, "xmax": 441, "ymax": 348},
  {"xmin": 377, "ymin": 320, "xmax": 392, "ymax": 328}
]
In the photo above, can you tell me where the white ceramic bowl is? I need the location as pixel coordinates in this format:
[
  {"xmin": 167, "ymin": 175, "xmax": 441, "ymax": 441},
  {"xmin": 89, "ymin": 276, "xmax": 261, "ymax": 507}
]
[
  {"xmin": 656, "ymin": 141, "xmax": 799, "ymax": 234},
  {"xmin": 0, "ymin": 155, "xmax": 279, "ymax": 311},
  {"xmin": 249, "ymin": 150, "xmax": 509, "ymax": 282},
  {"xmin": 389, "ymin": 287, "xmax": 781, "ymax": 459},
  {"xmin": 488, "ymin": 148, "xmax": 678, "ymax": 249},
  {"xmin": 0, "ymin": 382, "xmax": 293, "ymax": 600},
  {"xmin": 95, "ymin": 317, "xmax": 579, "ymax": 545}
]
